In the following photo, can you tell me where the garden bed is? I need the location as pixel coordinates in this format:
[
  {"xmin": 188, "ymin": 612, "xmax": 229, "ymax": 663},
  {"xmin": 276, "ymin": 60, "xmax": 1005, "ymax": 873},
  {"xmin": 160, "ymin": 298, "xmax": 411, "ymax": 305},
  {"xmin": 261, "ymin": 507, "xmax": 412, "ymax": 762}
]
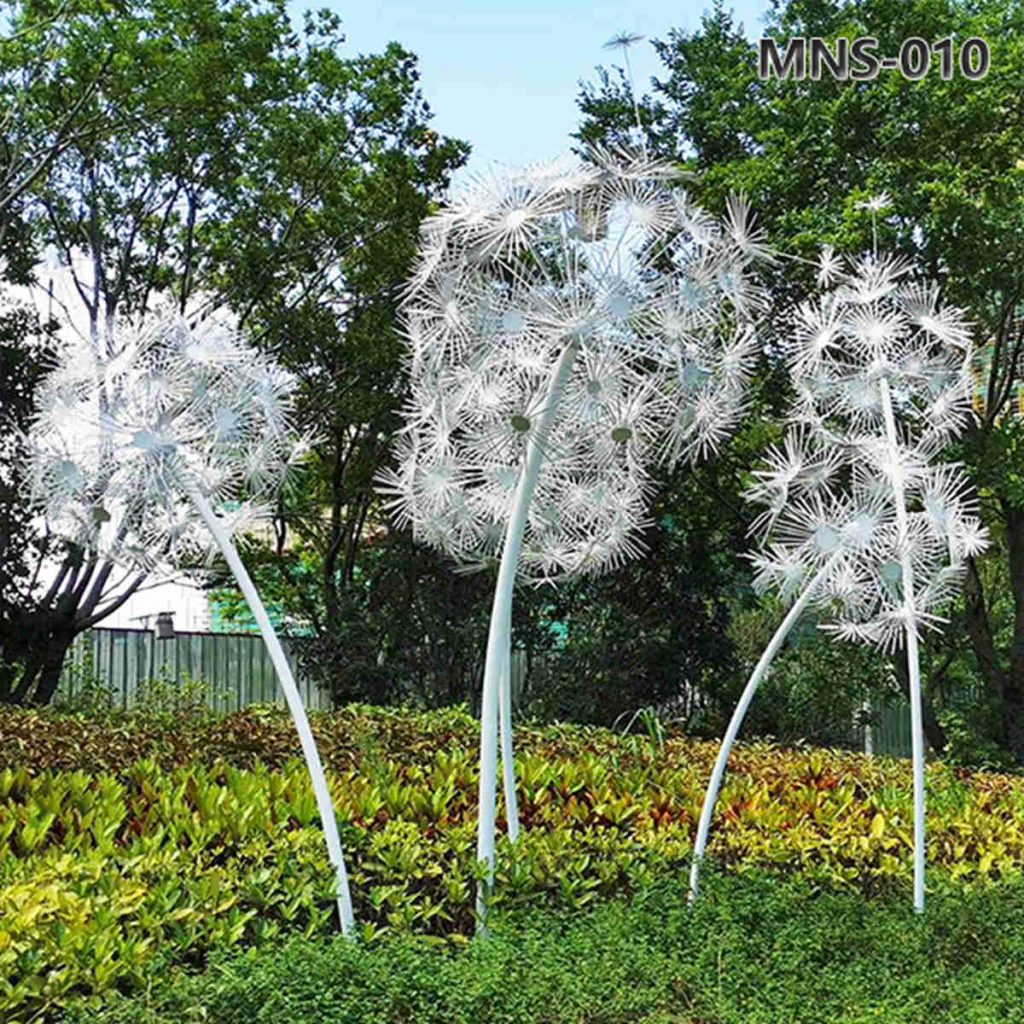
[{"xmin": 3, "ymin": 705, "xmax": 1024, "ymax": 1021}]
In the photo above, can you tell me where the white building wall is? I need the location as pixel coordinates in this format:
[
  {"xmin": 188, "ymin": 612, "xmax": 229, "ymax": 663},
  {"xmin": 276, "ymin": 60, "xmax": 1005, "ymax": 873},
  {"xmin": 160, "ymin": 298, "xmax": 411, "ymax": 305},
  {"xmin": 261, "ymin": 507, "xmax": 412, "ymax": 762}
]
[{"xmin": 101, "ymin": 578, "xmax": 213, "ymax": 632}]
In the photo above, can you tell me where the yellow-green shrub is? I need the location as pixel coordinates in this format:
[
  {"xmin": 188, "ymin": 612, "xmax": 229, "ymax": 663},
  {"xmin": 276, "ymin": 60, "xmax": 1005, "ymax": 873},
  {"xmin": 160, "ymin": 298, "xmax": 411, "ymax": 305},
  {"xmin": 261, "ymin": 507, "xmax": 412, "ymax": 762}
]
[{"xmin": 3, "ymin": 707, "xmax": 1024, "ymax": 1020}]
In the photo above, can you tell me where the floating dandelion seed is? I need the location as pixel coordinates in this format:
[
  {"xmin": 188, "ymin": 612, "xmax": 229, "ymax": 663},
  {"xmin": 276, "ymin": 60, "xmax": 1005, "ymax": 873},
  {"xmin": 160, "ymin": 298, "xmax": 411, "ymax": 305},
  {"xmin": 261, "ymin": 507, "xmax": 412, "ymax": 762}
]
[
  {"xmin": 604, "ymin": 30, "xmax": 645, "ymax": 50},
  {"xmin": 855, "ymin": 193, "xmax": 894, "ymax": 254},
  {"xmin": 602, "ymin": 32, "xmax": 648, "ymax": 151},
  {"xmin": 383, "ymin": 147, "xmax": 768, "ymax": 926},
  {"xmin": 26, "ymin": 311, "xmax": 357, "ymax": 935},
  {"xmin": 856, "ymin": 192, "xmax": 893, "ymax": 214},
  {"xmin": 689, "ymin": 251, "xmax": 987, "ymax": 914}
]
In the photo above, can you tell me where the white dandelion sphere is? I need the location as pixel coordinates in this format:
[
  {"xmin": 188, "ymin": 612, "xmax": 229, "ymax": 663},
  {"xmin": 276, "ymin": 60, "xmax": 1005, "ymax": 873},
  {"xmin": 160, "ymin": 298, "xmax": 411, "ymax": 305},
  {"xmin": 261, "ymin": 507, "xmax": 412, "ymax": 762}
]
[
  {"xmin": 747, "ymin": 254, "xmax": 988, "ymax": 651},
  {"xmin": 27, "ymin": 312, "xmax": 302, "ymax": 570},
  {"xmin": 383, "ymin": 147, "xmax": 768, "ymax": 581},
  {"xmin": 787, "ymin": 253, "xmax": 974, "ymax": 451}
]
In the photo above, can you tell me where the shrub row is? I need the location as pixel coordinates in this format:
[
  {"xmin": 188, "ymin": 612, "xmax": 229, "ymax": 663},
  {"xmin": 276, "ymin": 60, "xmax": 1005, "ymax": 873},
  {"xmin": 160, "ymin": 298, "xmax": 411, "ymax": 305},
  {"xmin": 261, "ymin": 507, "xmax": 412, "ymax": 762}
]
[
  {"xmin": 0, "ymin": 703, "xmax": 482, "ymax": 777},
  {"xmin": 69, "ymin": 872, "xmax": 1024, "ymax": 1024},
  {"xmin": 3, "ymin": 706, "xmax": 1024, "ymax": 1019}
]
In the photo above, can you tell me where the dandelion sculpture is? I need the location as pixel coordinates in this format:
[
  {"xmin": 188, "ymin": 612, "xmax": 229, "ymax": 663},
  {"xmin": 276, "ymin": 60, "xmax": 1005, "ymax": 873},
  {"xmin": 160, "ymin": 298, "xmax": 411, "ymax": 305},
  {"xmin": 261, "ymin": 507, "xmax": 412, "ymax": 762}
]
[
  {"xmin": 382, "ymin": 148, "xmax": 768, "ymax": 922},
  {"xmin": 26, "ymin": 311, "xmax": 357, "ymax": 934},
  {"xmin": 688, "ymin": 252, "xmax": 988, "ymax": 912}
]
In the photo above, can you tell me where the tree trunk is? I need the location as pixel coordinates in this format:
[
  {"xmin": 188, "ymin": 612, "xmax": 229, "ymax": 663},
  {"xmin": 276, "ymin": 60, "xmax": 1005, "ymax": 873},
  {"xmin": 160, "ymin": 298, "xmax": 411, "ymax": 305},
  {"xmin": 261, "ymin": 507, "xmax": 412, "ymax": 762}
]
[
  {"xmin": 29, "ymin": 629, "xmax": 77, "ymax": 706},
  {"xmin": 1003, "ymin": 681, "xmax": 1024, "ymax": 760},
  {"xmin": 1002, "ymin": 504, "xmax": 1024, "ymax": 759},
  {"xmin": 962, "ymin": 556, "xmax": 1007, "ymax": 699},
  {"xmin": 6, "ymin": 612, "xmax": 74, "ymax": 705},
  {"xmin": 3, "ymin": 554, "xmax": 143, "ymax": 707},
  {"xmin": 962, "ymin": 552, "xmax": 1020, "ymax": 756},
  {"xmin": 893, "ymin": 649, "xmax": 948, "ymax": 754},
  {"xmin": 921, "ymin": 694, "xmax": 948, "ymax": 756}
]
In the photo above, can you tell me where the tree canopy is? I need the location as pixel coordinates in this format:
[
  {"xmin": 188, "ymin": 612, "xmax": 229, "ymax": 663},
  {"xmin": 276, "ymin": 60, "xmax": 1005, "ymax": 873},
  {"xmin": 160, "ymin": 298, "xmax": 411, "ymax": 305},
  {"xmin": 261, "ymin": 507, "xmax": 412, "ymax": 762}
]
[
  {"xmin": 0, "ymin": 0, "xmax": 467, "ymax": 704},
  {"xmin": 579, "ymin": 0, "xmax": 1024, "ymax": 757}
]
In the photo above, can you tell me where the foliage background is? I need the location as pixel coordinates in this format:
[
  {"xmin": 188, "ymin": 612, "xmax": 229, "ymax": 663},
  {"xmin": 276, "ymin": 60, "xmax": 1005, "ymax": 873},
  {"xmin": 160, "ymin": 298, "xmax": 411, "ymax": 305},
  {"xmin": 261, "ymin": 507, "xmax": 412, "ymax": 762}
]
[
  {"xmin": 576, "ymin": 0, "xmax": 1024, "ymax": 757},
  {"xmin": 2, "ymin": 0, "xmax": 1024, "ymax": 763}
]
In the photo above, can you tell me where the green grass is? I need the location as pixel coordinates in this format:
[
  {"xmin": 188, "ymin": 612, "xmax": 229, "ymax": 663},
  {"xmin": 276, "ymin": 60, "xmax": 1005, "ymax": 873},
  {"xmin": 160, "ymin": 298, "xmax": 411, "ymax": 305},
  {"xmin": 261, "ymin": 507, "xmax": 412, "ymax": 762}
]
[{"xmin": 72, "ymin": 871, "xmax": 1024, "ymax": 1024}]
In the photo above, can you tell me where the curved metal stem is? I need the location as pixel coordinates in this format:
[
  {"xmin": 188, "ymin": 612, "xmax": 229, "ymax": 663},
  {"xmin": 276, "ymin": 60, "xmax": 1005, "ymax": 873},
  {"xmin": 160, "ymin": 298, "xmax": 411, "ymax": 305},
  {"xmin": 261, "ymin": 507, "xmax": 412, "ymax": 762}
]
[
  {"xmin": 688, "ymin": 553, "xmax": 839, "ymax": 902},
  {"xmin": 476, "ymin": 339, "xmax": 579, "ymax": 929},
  {"xmin": 499, "ymin": 645, "xmax": 520, "ymax": 842},
  {"xmin": 879, "ymin": 377, "xmax": 926, "ymax": 914},
  {"xmin": 187, "ymin": 484, "xmax": 357, "ymax": 936}
]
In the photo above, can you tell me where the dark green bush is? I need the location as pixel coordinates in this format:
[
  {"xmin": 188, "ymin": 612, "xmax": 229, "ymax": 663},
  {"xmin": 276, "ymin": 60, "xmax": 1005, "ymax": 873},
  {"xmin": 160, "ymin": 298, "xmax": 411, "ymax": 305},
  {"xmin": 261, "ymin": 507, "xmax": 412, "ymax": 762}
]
[{"xmin": 70, "ymin": 872, "xmax": 1024, "ymax": 1024}]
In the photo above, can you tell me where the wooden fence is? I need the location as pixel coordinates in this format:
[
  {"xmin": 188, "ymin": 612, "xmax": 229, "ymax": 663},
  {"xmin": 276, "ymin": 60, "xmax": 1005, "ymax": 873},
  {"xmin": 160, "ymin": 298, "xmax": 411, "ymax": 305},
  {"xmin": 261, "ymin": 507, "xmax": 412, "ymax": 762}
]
[{"xmin": 58, "ymin": 627, "xmax": 332, "ymax": 712}]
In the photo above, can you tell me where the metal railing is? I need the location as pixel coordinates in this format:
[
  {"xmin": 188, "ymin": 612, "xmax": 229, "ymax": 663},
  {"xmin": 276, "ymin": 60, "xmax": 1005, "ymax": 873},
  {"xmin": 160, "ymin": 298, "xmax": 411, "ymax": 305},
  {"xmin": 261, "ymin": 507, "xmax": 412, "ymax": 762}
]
[
  {"xmin": 58, "ymin": 628, "xmax": 914, "ymax": 756},
  {"xmin": 58, "ymin": 627, "xmax": 332, "ymax": 712}
]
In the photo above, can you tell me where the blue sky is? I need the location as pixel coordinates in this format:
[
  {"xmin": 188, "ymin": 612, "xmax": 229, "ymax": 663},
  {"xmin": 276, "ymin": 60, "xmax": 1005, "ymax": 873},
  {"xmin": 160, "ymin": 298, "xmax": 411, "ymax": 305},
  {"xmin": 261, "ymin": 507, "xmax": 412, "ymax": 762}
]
[{"xmin": 297, "ymin": 1, "xmax": 773, "ymax": 177}]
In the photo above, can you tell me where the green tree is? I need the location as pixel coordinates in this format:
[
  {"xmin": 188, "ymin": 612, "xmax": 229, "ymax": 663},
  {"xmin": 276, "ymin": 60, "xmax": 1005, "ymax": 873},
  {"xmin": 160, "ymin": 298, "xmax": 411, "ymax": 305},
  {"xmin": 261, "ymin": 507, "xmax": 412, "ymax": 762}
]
[
  {"xmin": 579, "ymin": 0, "xmax": 1024, "ymax": 756},
  {"xmin": 0, "ymin": 298, "xmax": 58, "ymax": 698},
  {"xmin": 522, "ymin": 458, "xmax": 753, "ymax": 729},
  {"xmin": 197, "ymin": 36, "xmax": 469, "ymax": 701},
  {"xmin": 0, "ymin": 1, "xmax": 114, "ymax": 257},
  {"xmin": 0, "ymin": 0, "xmax": 465, "ymax": 703}
]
